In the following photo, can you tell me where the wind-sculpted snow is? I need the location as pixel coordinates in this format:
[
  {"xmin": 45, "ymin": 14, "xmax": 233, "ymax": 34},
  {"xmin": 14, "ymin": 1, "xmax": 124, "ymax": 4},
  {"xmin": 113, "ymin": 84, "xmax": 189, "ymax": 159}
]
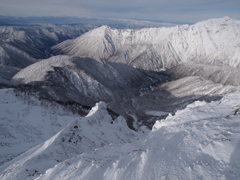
[
  {"xmin": 2, "ymin": 91, "xmax": 236, "ymax": 180},
  {"xmin": 0, "ymin": 96, "xmax": 144, "ymax": 180},
  {"xmin": 53, "ymin": 17, "xmax": 240, "ymax": 70}
]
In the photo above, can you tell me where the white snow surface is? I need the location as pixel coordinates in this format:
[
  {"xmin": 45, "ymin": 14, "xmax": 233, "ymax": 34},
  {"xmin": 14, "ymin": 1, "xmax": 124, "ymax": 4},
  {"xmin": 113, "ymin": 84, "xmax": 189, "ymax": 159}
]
[
  {"xmin": 0, "ymin": 88, "xmax": 76, "ymax": 165},
  {"xmin": 11, "ymin": 55, "xmax": 74, "ymax": 84},
  {"xmin": 53, "ymin": 17, "xmax": 240, "ymax": 70},
  {"xmin": 37, "ymin": 92, "xmax": 240, "ymax": 180},
  {"xmin": 0, "ymin": 89, "xmax": 144, "ymax": 180},
  {"xmin": 1, "ymin": 89, "xmax": 240, "ymax": 179}
]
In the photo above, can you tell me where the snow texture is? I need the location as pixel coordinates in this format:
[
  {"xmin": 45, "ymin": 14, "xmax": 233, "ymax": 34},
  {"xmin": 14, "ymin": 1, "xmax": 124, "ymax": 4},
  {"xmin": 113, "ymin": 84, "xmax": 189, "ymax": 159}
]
[
  {"xmin": 0, "ymin": 89, "xmax": 77, "ymax": 166},
  {"xmin": 11, "ymin": 55, "xmax": 168, "ymax": 116},
  {"xmin": 36, "ymin": 92, "xmax": 240, "ymax": 180},
  {"xmin": 53, "ymin": 17, "xmax": 240, "ymax": 71},
  {"xmin": 0, "ymin": 24, "xmax": 94, "ymax": 83},
  {"xmin": 1, "ymin": 17, "xmax": 240, "ymax": 180},
  {"xmin": 1, "ymin": 89, "xmax": 240, "ymax": 179},
  {"xmin": 0, "ymin": 89, "xmax": 144, "ymax": 180}
]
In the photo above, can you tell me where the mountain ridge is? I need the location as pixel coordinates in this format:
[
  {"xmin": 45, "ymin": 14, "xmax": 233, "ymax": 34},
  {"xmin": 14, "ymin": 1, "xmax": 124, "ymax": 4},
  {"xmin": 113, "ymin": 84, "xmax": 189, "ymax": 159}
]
[
  {"xmin": 1, "ymin": 88, "xmax": 239, "ymax": 179},
  {"xmin": 52, "ymin": 17, "xmax": 240, "ymax": 70},
  {"xmin": 1, "ymin": 17, "xmax": 240, "ymax": 179}
]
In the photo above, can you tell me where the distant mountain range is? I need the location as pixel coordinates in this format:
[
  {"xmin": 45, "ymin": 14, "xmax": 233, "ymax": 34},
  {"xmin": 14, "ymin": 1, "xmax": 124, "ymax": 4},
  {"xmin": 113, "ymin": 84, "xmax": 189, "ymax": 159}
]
[
  {"xmin": 0, "ymin": 15, "xmax": 175, "ymax": 28},
  {"xmin": 1, "ymin": 16, "xmax": 240, "ymax": 180},
  {"xmin": 52, "ymin": 16, "xmax": 240, "ymax": 70},
  {"xmin": 1, "ymin": 16, "xmax": 239, "ymax": 127}
]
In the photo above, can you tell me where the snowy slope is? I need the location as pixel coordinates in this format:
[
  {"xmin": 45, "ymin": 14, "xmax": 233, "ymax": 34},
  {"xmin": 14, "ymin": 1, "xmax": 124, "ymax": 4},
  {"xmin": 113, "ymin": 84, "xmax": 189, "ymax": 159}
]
[
  {"xmin": 52, "ymin": 17, "xmax": 240, "ymax": 70},
  {"xmin": 11, "ymin": 55, "xmax": 168, "ymax": 123},
  {"xmin": 0, "ymin": 88, "xmax": 81, "ymax": 166},
  {"xmin": 32, "ymin": 92, "xmax": 240, "ymax": 180},
  {"xmin": 11, "ymin": 54, "xmax": 240, "ymax": 128},
  {"xmin": 133, "ymin": 76, "xmax": 240, "ymax": 120},
  {"xmin": 0, "ymin": 93, "xmax": 144, "ymax": 180},
  {"xmin": 0, "ymin": 81, "xmax": 240, "ymax": 180},
  {"xmin": 0, "ymin": 42, "xmax": 37, "ymax": 83},
  {"xmin": 0, "ymin": 24, "xmax": 94, "ymax": 83},
  {"xmin": 0, "ymin": 25, "xmax": 92, "ymax": 59},
  {"xmin": 167, "ymin": 62, "xmax": 240, "ymax": 86},
  {"xmin": 0, "ymin": 42, "xmax": 36, "ymax": 68},
  {"xmin": 11, "ymin": 56, "xmax": 113, "ymax": 107}
]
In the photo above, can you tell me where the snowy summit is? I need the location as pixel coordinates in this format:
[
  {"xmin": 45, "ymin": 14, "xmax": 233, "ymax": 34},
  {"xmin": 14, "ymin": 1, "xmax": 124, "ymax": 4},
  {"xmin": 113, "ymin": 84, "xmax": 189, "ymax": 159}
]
[
  {"xmin": 0, "ymin": 17, "xmax": 240, "ymax": 180},
  {"xmin": 0, "ymin": 89, "xmax": 240, "ymax": 179}
]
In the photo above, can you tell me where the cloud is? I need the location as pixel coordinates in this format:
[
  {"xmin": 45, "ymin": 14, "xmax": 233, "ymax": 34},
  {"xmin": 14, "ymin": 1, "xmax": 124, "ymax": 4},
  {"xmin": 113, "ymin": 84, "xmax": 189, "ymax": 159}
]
[{"xmin": 0, "ymin": 0, "xmax": 239, "ymax": 23}]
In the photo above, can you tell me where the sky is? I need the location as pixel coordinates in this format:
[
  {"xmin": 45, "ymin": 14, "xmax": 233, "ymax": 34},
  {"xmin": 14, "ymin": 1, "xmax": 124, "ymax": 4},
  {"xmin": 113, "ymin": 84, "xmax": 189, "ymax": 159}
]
[{"xmin": 0, "ymin": 0, "xmax": 239, "ymax": 23}]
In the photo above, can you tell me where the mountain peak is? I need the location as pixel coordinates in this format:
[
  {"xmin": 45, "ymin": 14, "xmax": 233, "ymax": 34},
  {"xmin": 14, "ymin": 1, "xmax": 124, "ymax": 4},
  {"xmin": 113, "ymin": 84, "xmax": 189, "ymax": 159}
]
[
  {"xmin": 222, "ymin": 16, "xmax": 232, "ymax": 21},
  {"xmin": 199, "ymin": 16, "xmax": 237, "ymax": 25},
  {"xmin": 94, "ymin": 25, "xmax": 111, "ymax": 32},
  {"xmin": 215, "ymin": 16, "xmax": 236, "ymax": 23},
  {"xmin": 86, "ymin": 101, "xmax": 111, "ymax": 123},
  {"xmin": 52, "ymin": 16, "xmax": 240, "ymax": 70}
]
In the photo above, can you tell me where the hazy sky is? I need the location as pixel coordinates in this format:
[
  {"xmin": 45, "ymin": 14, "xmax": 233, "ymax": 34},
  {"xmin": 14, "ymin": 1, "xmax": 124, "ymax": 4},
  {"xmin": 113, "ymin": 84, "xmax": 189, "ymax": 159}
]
[{"xmin": 0, "ymin": 0, "xmax": 239, "ymax": 23}]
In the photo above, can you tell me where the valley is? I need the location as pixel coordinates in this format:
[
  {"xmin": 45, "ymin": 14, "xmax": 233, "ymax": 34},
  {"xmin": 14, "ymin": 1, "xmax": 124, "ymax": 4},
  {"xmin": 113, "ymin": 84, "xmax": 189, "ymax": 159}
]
[{"xmin": 0, "ymin": 16, "xmax": 240, "ymax": 179}]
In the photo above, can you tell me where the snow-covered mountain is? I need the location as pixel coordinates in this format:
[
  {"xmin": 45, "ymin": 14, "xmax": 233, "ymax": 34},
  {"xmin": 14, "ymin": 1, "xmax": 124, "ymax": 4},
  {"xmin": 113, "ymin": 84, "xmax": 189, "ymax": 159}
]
[
  {"xmin": 0, "ymin": 42, "xmax": 37, "ymax": 84},
  {"xmin": 12, "ymin": 54, "xmax": 239, "ymax": 128},
  {"xmin": 11, "ymin": 55, "xmax": 166, "ymax": 103},
  {"xmin": 0, "ymin": 15, "xmax": 175, "ymax": 28},
  {"xmin": 0, "ymin": 20, "xmax": 173, "ymax": 83},
  {"xmin": 167, "ymin": 62, "xmax": 240, "ymax": 86},
  {"xmin": 0, "ymin": 25, "xmax": 95, "ymax": 84},
  {"xmin": 39, "ymin": 92, "xmax": 238, "ymax": 180},
  {"xmin": 6, "ymin": 17, "xmax": 239, "ymax": 128},
  {"xmin": 1, "ymin": 16, "xmax": 240, "ymax": 180},
  {"xmin": 11, "ymin": 55, "xmax": 169, "ymax": 127},
  {"xmin": 1, "ymin": 88, "xmax": 239, "ymax": 180},
  {"xmin": 0, "ymin": 88, "xmax": 82, "ymax": 166},
  {"xmin": 0, "ymin": 25, "xmax": 93, "ymax": 59},
  {"xmin": 0, "ymin": 88, "xmax": 145, "ymax": 179},
  {"xmin": 0, "ymin": 42, "xmax": 36, "ymax": 68},
  {"xmin": 52, "ymin": 17, "xmax": 240, "ymax": 71}
]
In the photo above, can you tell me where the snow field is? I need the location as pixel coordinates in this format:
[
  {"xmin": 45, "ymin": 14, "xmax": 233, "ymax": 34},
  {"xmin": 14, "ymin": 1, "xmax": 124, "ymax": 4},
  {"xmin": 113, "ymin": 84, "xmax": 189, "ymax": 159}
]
[{"xmin": 36, "ymin": 92, "xmax": 240, "ymax": 180}]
